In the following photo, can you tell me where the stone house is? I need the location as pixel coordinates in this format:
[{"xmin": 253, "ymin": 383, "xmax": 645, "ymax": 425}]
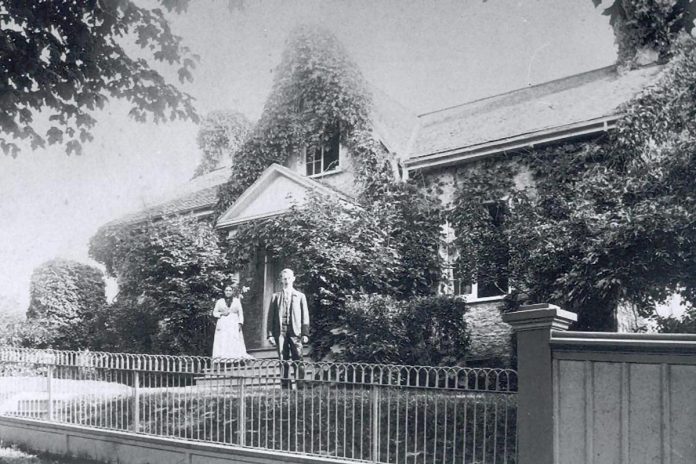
[{"xmin": 103, "ymin": 63, "xmax": 663, "ymax": 362}]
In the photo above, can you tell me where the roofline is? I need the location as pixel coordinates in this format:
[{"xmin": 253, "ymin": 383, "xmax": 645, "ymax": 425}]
[
  {"xmin": 404, "ymin": 115, "xmax": 618, "ymax": 171},
  {"xmin": 415, "ymin": 65, "xmax": 619, "ymax": 118},
  {"xmin": 101, "ymin": 205, "xmax": 216, "ymax": 230},
  {"xmin": 219, "ymin": 210, "xmax": 288, "ymax": 229},
  {"xmin": 216, "ymin": 163, "xmax": 354, "ymax": 229}
]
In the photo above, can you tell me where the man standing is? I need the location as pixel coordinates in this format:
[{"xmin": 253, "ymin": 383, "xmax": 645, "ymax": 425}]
[{"xmin": 267, "ymin": 268, "xmax": 309, "ymax": 388}]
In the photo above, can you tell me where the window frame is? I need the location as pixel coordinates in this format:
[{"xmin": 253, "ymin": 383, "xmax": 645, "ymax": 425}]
[
  {"xmin": 304, "ymin": 132, "xmax": 341, "ymax": 178},
  {"xmin": 440, "ymin": 205, "xmax": 511, "ymax": 302}
]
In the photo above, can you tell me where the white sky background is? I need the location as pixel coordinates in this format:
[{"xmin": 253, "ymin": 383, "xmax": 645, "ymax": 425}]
[{"xmin": 0, "ymin": 0, "xmax": 624, "ymax": 313}]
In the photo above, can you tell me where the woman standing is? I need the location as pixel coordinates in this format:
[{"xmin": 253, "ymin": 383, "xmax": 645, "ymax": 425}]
[{"xmin": 212, "ymin": 284, "xmax": 251, "ymax": 360}]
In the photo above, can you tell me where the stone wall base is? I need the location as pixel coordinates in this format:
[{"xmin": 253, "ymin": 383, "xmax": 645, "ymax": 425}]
[
  {"xmin": 0, "ymin": 416, "xmax": 351, "ymax": 464},
  {"xmin": 464, "ymin": 301, "xmax": 513, "ymax": 366}
]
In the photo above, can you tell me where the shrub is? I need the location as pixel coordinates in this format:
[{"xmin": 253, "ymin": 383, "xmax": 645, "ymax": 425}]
[
  {"xmin": 332, "ymin": 294, "xmax": 469, "ymax": 366},
  {"xmin": 89, "ymin": 215, "xmax": 234, "ymax": 355},
  {"xmin": 25, "ymin": 259, "xmax": 107, "ymax": 350},
  {"xmin": 655, "ymin": 309, "xmax": 696, "ymax": 334}
]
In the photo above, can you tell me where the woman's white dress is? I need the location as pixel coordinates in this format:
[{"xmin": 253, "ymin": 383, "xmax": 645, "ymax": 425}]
[{"xmin": 212, "ymin": 297, "xmax": 251, "ymax": 359}]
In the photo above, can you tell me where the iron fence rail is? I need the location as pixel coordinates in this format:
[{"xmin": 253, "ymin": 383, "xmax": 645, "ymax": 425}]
[{"xmin": 0, "ymin": 347, "xmax": 517, "ymax": 464}]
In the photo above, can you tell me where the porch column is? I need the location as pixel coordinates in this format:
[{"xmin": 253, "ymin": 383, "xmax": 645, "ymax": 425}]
[
  {"xmin": 502, "ymin": 303, "xmax": 577, "ymax": 464},
  {"xmin": 261, "ymin": 253, "xmax": 274, "ymax": 347}
]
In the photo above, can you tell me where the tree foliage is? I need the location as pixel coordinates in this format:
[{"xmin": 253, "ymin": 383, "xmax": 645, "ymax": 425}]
[
  {"xmin": 374, "ymin": 180, "xmax": 443, "ymax": 297},
  {"xmin": 656, "ymin": 308, "xmax": 696, "ymax": 333},
  {"xmin": 25, "ymin": 258, "xmax": 106, "ymax": 349},
  {"xmin": 453, "ymin": 36, "xmax": 696, "ymax": 330},
  {"xmin": 89, "ymin": 216, "xmax": 233, "ymax": 354},
  {"xmin": 593, "ymin": 0, "xmax": 696, "ymax": 67},
  {"xmin": 193, "ymin": 110, "xmax": 251, "ymax": 178},
  {"xmin": 0, "ymin": 0, "xmax": 200, "ymax": 156}
]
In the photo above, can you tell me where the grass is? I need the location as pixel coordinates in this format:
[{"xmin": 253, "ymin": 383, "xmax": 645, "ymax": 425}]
[
  {"xmin": 1, "ymin": 374, "xmax": 517, "ymax": 464},
  {"xmin": 0, "ymin": 444, "xmax": 101, "ymax": 464},
  {"xmin": 53, "ymin": 384, "xmax": 517, "ymax": 464}
]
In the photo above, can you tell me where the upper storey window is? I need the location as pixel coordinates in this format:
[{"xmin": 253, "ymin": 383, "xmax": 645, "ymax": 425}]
[{"xmin": 306, "ymin": 131, "xmax": 340, "ymax": 177}]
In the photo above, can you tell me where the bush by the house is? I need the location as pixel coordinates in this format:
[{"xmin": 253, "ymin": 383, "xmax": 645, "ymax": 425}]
[
  {"xmin": 89, "ymin": 215, "xmax": 234, "ymax": 355},
  {"xmin": 24, "ymin": 259, "xmax": 107, "ymax": 350},
  {"xmin": 331, "ymin": 294, "xmax": 469, "ymax": 366}
]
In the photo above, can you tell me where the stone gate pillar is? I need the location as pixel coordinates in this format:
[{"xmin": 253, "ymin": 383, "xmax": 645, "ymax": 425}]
[{"xmin": 502, "ymin": 303, "xmax": 577, "ymax": 464}]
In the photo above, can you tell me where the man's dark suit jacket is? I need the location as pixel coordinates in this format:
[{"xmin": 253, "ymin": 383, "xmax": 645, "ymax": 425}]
[{"xmin": 267, "ymin": 289, "xmax": 310, "ymax": 339}]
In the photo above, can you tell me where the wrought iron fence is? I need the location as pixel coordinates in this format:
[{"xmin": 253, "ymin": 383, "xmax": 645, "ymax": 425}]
[{"xmin": 0, "ymin": 347, "xmax": 517, "ymax": 464}]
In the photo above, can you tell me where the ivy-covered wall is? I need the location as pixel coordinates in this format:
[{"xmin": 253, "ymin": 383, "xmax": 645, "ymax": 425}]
[
  {"xmin": 415, "ymin": 35, "xmax": 696, "ymax": 336},
  {"xmin": 419, "ymin": 157, "xmax": 533, "ymax": 364},
  {"xmin": 422, "ymin": 157, "xmax": 534, "ymax": 207},
  {"xmin": 215, "ymin": 25, "xmax": 393, "ymax": 215}
]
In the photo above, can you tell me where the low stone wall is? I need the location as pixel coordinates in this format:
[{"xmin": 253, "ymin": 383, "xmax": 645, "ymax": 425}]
[
  {"xmin": 464, "ymin": 301, "xmax": 513, "ymax": 366},
  {"xmin": 0, "ymin": 416, "xmax": 351, "ymax": 464}
]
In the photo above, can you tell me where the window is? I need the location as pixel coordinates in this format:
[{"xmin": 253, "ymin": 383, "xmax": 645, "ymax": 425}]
[
  {"xmin": 477, "ymin": 201, "xmax": 509, "ymax": 298},
  {"xmin": 440, "ymin": 201, "xmax": 509, "ymax": 301},
  {"xmin": 306, "ymin": 131, "xmax": 340, "ymax": 176},
  {"xmin": 440, "ymin": 221, "xmax": 473, "ymax": 296}
]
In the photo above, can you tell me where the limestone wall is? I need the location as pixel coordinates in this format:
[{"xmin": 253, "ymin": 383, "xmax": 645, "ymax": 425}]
[
  {"xmin": 464, "ymin": 300, "xmax": 513, "ymax": 366},
  {"xmin": 421, "ymin": 157, "xmax": 534, "ymax": 207},
  {"xmin": 0, "ymin": 416, "xmax": 345, "ymax": 464}
]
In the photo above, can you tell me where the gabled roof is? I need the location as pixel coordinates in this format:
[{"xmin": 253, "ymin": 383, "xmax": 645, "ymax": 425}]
[
  {"xmin": 370, "ymin": 85, "xmax": 419, "ymax": 156},
  {"xmin": 405, "ymin": 64, "xmax": 664, "ymax": 169},
  {"xmin": 101, "ymin": 64, "xmax": 665, "ymax": 230},
  {"xmin": 216, "ymin": 163, "xmax": 354, "ymax": 229},
  {"xmin": 101, "ymin": 167, "xmax": 231, "ymax": 228}
]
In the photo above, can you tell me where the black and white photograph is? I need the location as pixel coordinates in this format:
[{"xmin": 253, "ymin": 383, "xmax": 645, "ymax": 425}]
[{"xmin": 1, "ymin": 1, "xmax": 696, "ymax": 463}]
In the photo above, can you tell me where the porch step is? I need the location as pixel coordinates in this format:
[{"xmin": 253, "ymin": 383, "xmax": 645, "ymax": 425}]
[
  {"xmin": 194, "ymin": 361, "xmax": 315, "ymax": 388},
  {"xmin": 247, "ymin": 346, "xmax": 311, "ymax": 359}
]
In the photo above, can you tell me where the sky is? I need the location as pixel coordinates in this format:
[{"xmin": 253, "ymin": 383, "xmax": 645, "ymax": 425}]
[{"xmin": 0, "ymin": 0, "xmax": 619, "ymax": 312}]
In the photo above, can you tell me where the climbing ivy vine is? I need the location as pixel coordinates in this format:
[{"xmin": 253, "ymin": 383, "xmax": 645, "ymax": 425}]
[
  {"xmin": 451, "ymin": 36, "xmax": 696, "ymax": 331},
  {"xmin": 215, "ymin": 25, "xmax": 392, "ymax": 213},
  {"xmin": 593, "ymin": 0, "xmax": 696, "ymax": 67},
  {"xmin": 214, "ymin": 25, "xmax": 445, "ymax": 358}
]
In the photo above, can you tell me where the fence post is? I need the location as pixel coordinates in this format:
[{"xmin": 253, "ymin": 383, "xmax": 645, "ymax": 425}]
[
  {"xmin": 371, "ymin": 385, "xmax": 381, "ymax": 463},
  {"xmin": 46, "ymin": 365, "xmax": 54, "ymax": 421},
  {"xmin": 133, "ymin": 370, "xmax": 140, "ymax": 433},
  {"xmin": 238, "ymin": 377, "xmax": 246, "ymax": 446},
  {"xmin": 502, "ymin": 303, "xmax": 576, "ymax": 464}
]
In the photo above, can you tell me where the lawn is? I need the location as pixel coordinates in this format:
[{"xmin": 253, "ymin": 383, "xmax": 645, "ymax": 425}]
[
  {"xmin": 0, "ymin": 375, "xmax": 517, "ymax": 464},
  {"xmin": 0, "ymin": 445, "xmax": 99, "ymax": 464},
  {"xmin": 55, "ymin": 384, "xmax": 517, "ymax": 464}
]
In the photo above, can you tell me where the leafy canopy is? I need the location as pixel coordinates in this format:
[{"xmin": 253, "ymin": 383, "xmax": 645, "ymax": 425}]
[
  {"xmin": 0, "ymin": 0, "xmax": 200, "ymax": 156},
  {"xmin": 25, "ymin": 258, "xmax": 107, "ymax": 349},
  {"xmin": 89, "ymin": 216, "xmax": 233, "ymax": 354},
  {"xmin": 193, "ymin": 110, "xmax": 251, "ymax": 178},
  {"xmin": 593, "ymin": 0, "xmax": 696, "ymax": 66}
]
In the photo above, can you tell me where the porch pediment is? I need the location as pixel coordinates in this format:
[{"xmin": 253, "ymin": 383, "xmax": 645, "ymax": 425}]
[{"xmin": 216, "ymin": 163, "xmax": 350, "ymax": 229}]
